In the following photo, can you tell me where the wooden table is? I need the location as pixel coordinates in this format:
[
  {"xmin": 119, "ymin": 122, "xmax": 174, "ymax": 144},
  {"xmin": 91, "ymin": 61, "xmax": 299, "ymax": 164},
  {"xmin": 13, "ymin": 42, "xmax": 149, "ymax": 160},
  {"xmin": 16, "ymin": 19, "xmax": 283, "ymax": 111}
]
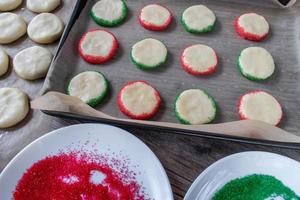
[
  {"xmin": 1, "ymin": 0, "xmax": 300, "ymax": 199},
  {"xmin": 1, "ymin": 113, "xmax": 299, "ymax": 200}
]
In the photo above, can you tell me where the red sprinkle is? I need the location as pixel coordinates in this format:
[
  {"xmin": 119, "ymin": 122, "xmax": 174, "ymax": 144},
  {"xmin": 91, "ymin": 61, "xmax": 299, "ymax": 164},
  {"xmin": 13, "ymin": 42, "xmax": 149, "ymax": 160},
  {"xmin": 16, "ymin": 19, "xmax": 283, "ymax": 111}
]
[
  {"xmin": 13, "ymin": 151, "xmax": 145, "ymax": 200},
  {"xmin": 234, "ymin": 13, "xmax": 269, "ymax": 42}
]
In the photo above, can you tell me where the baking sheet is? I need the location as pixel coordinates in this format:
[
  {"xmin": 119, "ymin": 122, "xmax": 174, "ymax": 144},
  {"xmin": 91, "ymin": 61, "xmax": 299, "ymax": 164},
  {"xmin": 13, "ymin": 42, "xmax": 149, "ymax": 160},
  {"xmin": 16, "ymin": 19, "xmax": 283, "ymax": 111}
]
[
  {"xmin": 42, "ymin": 0, "xmax": 300, "ymax": 136},
  {"xmin": 0, "ymin": 0, "xmax": 77, "ymax": 165}
]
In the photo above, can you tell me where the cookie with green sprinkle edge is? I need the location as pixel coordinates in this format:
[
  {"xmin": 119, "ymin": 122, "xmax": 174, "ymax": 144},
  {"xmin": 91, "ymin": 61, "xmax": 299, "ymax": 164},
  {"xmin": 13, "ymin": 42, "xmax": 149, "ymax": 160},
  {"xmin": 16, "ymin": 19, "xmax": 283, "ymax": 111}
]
[
  {"xmin": 131, "ymin": 38, "xmax": 168, "ymax": 70},
  {"xmin": 90, "ymin": 0, "xmax": 127, "ymax": 27},
  {"xmin": 67, "ymin": 71, "xmax": 109, "ymax": 107},
  {"xmin": 237, "ymin": 47, "xmax": 275, "ymax": 81},
  {"xmin": 238, "ymin": 90, "xmax": 283, "ymax": 126},
  {"xmin": 181, "ymin": 5, "xmax": 216, "ymax": 34},
  {"xmin": 118, "ymin": 80, "xmax": 161, "ymax": 120},
  {"xmin": 175, "ymin": 89, "xmax": 217, "ymax": 125}
]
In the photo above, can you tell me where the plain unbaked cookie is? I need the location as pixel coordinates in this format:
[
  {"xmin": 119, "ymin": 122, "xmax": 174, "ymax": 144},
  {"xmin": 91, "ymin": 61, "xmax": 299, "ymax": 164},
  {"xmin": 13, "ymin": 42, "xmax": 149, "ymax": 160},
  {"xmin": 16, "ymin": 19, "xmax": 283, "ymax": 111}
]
[
  {"xmin": 0, "ymin": 13, "xmax": 27, "ymax": 44},
  {"xmin": 0, "ymin": 88, "xmax": 29, "ymax": 128},
  {"xmin": 0, "ymin": 49, "xmax": 9, "ymax": 77},
  {"xmin": 0, "ymin": 0, "xmax": 22, "ymax": 11},
  {"xmin": 13, "ymin": 46, "xmax": 52, "ymax": 80},
  {"xmin": 27, "ymin": 0, "xmax": 61, "ymax": 13},
  {"xmin": 27, "ymin": 13, "xmax": 64, "ymax": 44}
]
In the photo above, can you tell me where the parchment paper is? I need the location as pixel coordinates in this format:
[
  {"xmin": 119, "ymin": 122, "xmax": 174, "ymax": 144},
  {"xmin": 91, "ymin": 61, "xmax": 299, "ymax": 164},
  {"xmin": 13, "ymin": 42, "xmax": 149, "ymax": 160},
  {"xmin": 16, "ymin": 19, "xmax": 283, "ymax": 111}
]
[
  {"xmin": 0, "ymin": 0, "xmax": 77, "ymax": 167},
  {"xmin": 42, "ymin": 0, "xmax": 300, "ymax": 135}
]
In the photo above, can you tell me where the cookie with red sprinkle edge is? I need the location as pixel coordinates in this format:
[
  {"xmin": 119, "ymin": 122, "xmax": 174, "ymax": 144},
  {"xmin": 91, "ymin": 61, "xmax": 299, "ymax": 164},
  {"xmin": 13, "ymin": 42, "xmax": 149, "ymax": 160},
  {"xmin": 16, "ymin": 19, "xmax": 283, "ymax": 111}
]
[
  {"xmin": 181, "ymin": 44, "xmax": 218, "ymax": 76},
  {"xmin": 238, "ymin": 90, "xmax": 283, "ymax": 126},
  {"xmin": 90, "ymin": 0, "xmax": 128, "ymax": 27},
  {"xmin": 78, "ymin": 29, "xmax": 118, "ymax": 64},
  {"xmin": 235, "ymin": 13, "xmax": 270, "ymax": 41},
  {"xmin": 118, "ymin": 81, "xmax": 161, "ymax": 120},
  {"xmin": 138, "ymin": 4, "xmax": 172, "ymax": 31}
]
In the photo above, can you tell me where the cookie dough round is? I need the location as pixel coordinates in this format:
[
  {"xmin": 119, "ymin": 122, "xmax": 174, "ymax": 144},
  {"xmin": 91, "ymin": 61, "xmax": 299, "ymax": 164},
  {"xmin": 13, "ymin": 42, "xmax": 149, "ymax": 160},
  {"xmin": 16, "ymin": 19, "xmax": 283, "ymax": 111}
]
[
  {"xmin": 68, "ymin": 71, "xmax": 109, "ymax": 107},
  {"xmin": 118, "ymin": 81, "xmax": 161, "ymax": 120},
  {"xmin": 27, "ymin": 0, "xmax": 61, "ymax": 13},
  {"xmin": 238, "ymin": 47, "xmax": 275, "ymax": 81},
  {"xmin": 238, "ymin": 90, "xmax": 283, "ymax": 125},
  {"xmin": 78, "ymin": 29, "xmax": 119, "ymax": 64},
  {"xmin": 131, "ymin": 38, "xmax": 168, "ymax": 70},
  {"xmin": 0, "ymin": 88, "xmax": 29, "ymax": 128},
  {"xmin": 235, "ymin": 13, "xmax": 269, "ymax": 41},
  {"xmin": 0, "ymin": 13, "xmax": 26, "ymax": 44},
  {"xmin": 91, "ymin": 0, "xmax": 127, "ymax": 27},
  {"xmin": 139, "ymin": 4, "xmax": 172, "ymax": 31},
  {"xmin": 0, "ymin": 49, "xmax": 9, "ymax": 77},
  {"xmin": 27, "ymin": 13, "xmax": 64, "ymax": 44},
  {"xmin": 0, "ymin": 0, "xmax": 22, "ymax": 11},
  {"xmin": 175, "ymin": 89, "xmax": 217, "ymax": 125},
  {"xmin": 13, "ymin": 46, "xmax": 52, "ymax": 80},
  {"xmin": 181, "ymin": 44, "xmax": 218, "ymax": 76},
  {"xmin": 181, "ymin": 5, "xmax": 216, "ymax": 34}
]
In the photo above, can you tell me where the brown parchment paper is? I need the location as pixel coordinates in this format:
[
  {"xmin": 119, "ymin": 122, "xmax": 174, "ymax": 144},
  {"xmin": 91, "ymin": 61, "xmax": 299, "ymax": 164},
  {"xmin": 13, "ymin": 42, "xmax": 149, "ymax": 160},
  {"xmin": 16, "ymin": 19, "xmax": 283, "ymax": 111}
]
[
  {"xmin": 42, "ymin": 0, "xmax": 300, "ymax": 135},
  {"xmin": 0, "ymin": 0, "xmax": 77, "ymax": 168}
]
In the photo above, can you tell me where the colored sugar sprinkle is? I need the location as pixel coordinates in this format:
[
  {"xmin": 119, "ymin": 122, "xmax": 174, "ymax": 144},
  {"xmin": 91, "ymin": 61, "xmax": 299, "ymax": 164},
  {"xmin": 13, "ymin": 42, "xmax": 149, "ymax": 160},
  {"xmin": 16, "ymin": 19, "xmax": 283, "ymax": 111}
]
[
  {"xmin": 212, "ymin": 174, "xmax": 300, "ymax": 200},
  {"xmin": 13, "ymin": 151, "xmax": 146, "ymax": 200}
]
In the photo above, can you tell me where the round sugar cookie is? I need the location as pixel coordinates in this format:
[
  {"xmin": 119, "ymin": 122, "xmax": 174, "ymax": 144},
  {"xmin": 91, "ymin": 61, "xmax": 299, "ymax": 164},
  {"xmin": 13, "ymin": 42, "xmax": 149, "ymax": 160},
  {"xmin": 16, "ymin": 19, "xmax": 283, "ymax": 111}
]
[
  {"xmin": 13, "ymin": 46, "xmax": 52, "ymax": 80},
  {"xmin": 235, "ymin": 13, "xmax": 269, "ymax": 41},
  {"xmin": 175, "ymin": 89, "xmax": 217, "ymax": 125},
  {"xmin": 0, "ymin": 13, "xmax": 26, "ymax": 44},
  {"xmin": 27, "ymin": 13, "xmax": 64, "ymax": 44},
  {"xmin": 0, "ymin": 49, "xmax": 9, "ymax": 77},
  {"xmin": 0, "ymin": 88, "xmax": 29, "ymax": 128},
  {"xmin": 68, "ymin": 71, "xmax": 109, "ymax": 107},
  {"xmin": 181, "ymin": 5, "xmax": 216, "ymax": 34},
  {"xmin": 238, "ymin": 47, "xmax": 275, "ymax": 81},
  {"xmin": 91, "ymin": 0, "xmax": 127, "ymax": 27},
  {"xmin": 181, "ymin": 44, "xmax": 218, "ymax": 76},
  {"xmin": 238, "ymin": 90, "xmax": 283, "ymax": 126},
  {"xmin": 118, "ymin": 81, "xmax": 161, "ymax": 120},
  {"xmin": 27, "ymin": 0, "xmax": 61, "ymax": 13},
  {"xmin": 78, "ymin": 29, "xmax": 118, "ymax": 64},
  {"xmin": 139, "ymin": 4, "xmax": 172, "ymax": 31},
  {"xmin": 0, "ymin": 0, "xmax": 22, "ymax": 11},
  {"xmin": 131, "ymin": 38, "xmax": 168, "ymax": 70}
]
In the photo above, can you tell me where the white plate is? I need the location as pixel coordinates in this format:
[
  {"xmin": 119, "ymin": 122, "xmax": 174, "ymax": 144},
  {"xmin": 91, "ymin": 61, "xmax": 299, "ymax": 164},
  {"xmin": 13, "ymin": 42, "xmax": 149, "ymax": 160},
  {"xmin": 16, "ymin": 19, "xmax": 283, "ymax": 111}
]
[
  {"xmin": 184, "ymin": 151, "xmax": 300, "ymax": 200},
  {"xmin": 0, "ymin": 124, "xmax": 173, "ymax": 200}
]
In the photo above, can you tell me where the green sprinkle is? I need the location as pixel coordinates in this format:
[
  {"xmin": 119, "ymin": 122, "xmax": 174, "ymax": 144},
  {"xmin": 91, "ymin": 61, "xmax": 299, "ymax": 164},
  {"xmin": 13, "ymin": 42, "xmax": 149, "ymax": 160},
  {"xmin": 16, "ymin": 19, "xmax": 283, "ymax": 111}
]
[{"xmin": 212, "ymin": 174, "xmax": 300, "ymax": 200}]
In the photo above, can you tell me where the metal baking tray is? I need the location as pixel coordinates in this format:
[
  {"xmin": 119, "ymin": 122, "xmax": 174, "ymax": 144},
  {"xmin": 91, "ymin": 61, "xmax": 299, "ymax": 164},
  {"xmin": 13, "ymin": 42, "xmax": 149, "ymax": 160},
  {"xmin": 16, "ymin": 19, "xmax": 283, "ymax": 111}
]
[{"xmin": 41, "ymin": 0, "xmax": 300, "ymax": 148}]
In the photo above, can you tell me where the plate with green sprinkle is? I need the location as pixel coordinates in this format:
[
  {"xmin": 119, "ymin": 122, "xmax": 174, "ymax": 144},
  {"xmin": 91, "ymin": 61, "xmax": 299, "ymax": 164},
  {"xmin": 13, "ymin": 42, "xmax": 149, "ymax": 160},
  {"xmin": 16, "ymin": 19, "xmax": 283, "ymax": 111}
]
[{"xmin": 184, "ymin": 151, "xmax": 300, "ymax": 200}]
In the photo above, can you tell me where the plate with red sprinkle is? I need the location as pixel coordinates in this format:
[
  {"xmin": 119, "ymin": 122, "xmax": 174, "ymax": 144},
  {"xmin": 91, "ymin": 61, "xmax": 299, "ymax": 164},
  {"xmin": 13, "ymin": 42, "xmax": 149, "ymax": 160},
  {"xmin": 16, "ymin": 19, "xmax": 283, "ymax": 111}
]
[{"xmin": 0, "ymin": 124, "xmax": 173, "ymax": 200}]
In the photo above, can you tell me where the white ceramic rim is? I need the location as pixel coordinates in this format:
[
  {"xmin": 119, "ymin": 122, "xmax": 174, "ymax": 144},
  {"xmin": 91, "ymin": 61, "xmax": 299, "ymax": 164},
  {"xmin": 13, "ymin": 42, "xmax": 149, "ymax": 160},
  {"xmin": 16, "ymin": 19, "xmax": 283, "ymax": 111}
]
[
  {"xmin": 0, "ymin": 123, "xmax": 173, "ymax": 199},
  {"xmin": 184, "ymin": 151, "xmax": 300, "ymax": 200}
]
